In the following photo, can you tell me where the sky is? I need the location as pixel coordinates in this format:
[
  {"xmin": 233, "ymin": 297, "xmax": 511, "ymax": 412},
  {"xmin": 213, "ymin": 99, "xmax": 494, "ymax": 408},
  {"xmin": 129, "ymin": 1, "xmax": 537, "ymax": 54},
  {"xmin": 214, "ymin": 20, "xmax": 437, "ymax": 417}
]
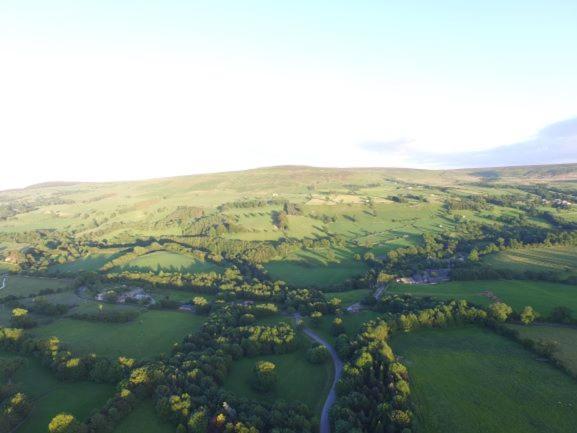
[{"xmin": 1, "ymin": 0, "xmax": 577, "ymax": 190}]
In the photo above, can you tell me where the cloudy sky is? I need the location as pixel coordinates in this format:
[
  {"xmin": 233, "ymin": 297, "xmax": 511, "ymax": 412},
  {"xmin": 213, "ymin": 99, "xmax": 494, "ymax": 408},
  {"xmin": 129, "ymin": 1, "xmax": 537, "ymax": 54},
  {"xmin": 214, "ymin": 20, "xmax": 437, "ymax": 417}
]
[{"xmin": 1, "ymin": 1, "xmax": 577, "ymax": 190}]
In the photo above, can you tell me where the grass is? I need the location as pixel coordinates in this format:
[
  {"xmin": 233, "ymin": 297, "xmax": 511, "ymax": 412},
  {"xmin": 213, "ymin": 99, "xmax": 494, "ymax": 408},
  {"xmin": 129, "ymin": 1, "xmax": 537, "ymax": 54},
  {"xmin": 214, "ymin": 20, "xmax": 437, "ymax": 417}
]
[
  {"xmin": 265, "ymin": 247, "xmax": 368, "ymax": 288},
  {"xmin": 304, "ymin": 310, "xmax": 383, "ymax": 346},
  {"xmin": 483, "ymin": 246, "xmax": 577, "ymax": 278},
  {"xmin": 391, "ymin": 326, "xmax": 577, "ymax": 433},
  {"xmin": 388, "ymin": 280, "xmax": 577, "ymax": 315},
  {"xmin": 31, "ymin": 310, "xmax": 205, "ymax": 360},
  {"xmin": 0, "ymin": 275, "xmax": 73, "ymax": 298},
  {"xmin": 223, "ymin": 335, "xmax": 332, "ymax": 414},
  {"xmin": 48, "ymin": 250, "xmax": 121, "ymax": 273},
  {"xmin": 117, "ymin": 251, "xmax": 223, "ymax": 274},
  {"xmin": 325, "ymin": 288, "xmax": 371, "ymax": 306},
  {"xmin": 113, "ymin": 400, "xmax": 174, "ymax": 433},
  {"xmin": 0, "ymin": 351, "xmax": 113, "ymax": 433},
  {"xmin": 508, "ymin": 324, "xmax": 577, "ymax": 375}
]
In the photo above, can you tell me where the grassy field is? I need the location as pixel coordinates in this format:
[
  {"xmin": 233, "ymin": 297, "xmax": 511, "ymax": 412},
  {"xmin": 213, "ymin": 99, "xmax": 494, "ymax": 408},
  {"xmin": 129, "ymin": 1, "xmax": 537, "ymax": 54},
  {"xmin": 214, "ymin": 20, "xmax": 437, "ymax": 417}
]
[
  {"xmin": 113, "ymin": 400, "xmax": 174, "ymax": 433},
  {"xmin": 326, "ymin": 288, "xmax": 372, "ymax": 306},
  {"xmin": 31, "ymin": 310, "xmax": 205, "ymax": 359},
  {"xmin": 48, "ymin": 250, "xmax": 121, "ymax": 273},
  {"xmin": 388, "ymin": 280, "xmax": 577, "ymax": 315},
  {"xmin": 483, "ymin": 246, "xmax": 577, "ymax": 278},
  {"xmin": 391, "ymin": 327, "xmax": 577, "ymax": 433},
  {"xmin": 304, "ymin": 310, "xmax": 383, "ymax": 346},
  {"xmin": 223, "ymin": 337, "xmax": 332, "ymax": 414},
  {"xmin": 508, "ymin": 324, "xmax": 577, "ymax": 375},
  {"xmin": 0, "ymin": 275, "xmax": 73, "ymax": 298},
  {"xmin": 265, "ymin": 247, "xmax": 368, "ymax": 287},
  {"xmin": 117, "ymin": 251, "xmax": 223, "ymax": 274},
  {"xmin": 0, "ymin": 351, "xmax": 113, "ymax": 433}
]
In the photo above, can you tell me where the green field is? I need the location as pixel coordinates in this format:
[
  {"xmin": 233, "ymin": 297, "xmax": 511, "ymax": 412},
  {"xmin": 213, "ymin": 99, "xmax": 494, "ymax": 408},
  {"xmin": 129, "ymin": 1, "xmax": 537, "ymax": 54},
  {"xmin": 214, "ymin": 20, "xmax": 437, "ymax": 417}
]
[
  {"xmin": 265, "ymin": 247, "xmax": 368, "ymax": 288},
  {"xmin": 388, "ymin": 280, "xmax": 577, "ymax": 315},
  {"xmin": 113, "ymin": 400, "xmax": 174, "ymax": 433},
  {"xmin": 0, "ymin": 351, "xmax": 113, "ymax": 433},
  {"xmin": 304, "ymin": 310, "xmax": 383, "ymax": 345},
  {"xmin": 391, "ymin": 327, "xmax": 577, "ymax": 433},
  {"xmin": 31, "ymin": 310, "xmax": 205, "ymax": 359},
  {"xmin": 508, "ymin": 324, "xmax": 577, "ymax": 375},
  {"xmin": 117, "ymin": 251, "xmax": 223, "ymax": 274},
  {"xmin": 0, "ymin": 275, "xmax": 73, "ymax": 298},
  {"xmin": 326, "ymin": 288, "xmax": 371, "ymax": 306},
  {"xmin": 48, "ymin": 250, "xmax": 121, "ymax": 273},
  {"xmin": 223, "ymin": 336, "xmax": 332, "ymax": 414},
  {"xmin": 483, "ymin": 246, "xmax": 577, "ymax": 278}
]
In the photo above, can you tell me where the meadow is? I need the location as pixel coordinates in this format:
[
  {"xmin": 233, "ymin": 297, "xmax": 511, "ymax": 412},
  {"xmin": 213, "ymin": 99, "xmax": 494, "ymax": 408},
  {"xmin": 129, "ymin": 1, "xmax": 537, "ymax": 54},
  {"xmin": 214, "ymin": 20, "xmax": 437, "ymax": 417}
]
[
  {"xmin": 265, "ymin": 247, "xmax": 367, "ymax": 288},
  {"xmin": 112, "ymin": 400, "xmax": 173, "ymax": 433},
  {"xmin": 388, "ymin": 280, "xmax": 577, "ymax": 315},
  {"xmin": 223, "ymin": 336, "xmax": 332, "ymax": 414},
  {"xmin": 508, "ymin": 324, "xmax": 577, "ymax": 375},
  {"xmin": 116, "ymin": 250, "xmax": 224, "ymax": 274},
  {"xmin": 391, "ymin": 327, "xmax": 577, "ymax": 433},
  {"xmin": 0, "ymin": 275, "xmax": 73, "ymax": 298},
  {"xmin": 0, "ymin": 351, "xmax": 113, "ymax": 433},
  {"xmin": 483, "ymin": 246, "xmax": 577, "ymax": 278},
  {"xmin": 31, "ymin": 310, "xmax": 205, "ymax": 359}
]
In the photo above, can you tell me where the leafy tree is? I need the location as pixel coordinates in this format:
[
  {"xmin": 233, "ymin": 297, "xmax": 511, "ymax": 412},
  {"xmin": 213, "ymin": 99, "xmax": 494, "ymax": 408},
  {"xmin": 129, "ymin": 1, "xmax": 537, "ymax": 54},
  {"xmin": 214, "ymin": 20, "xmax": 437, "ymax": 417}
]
[
  {"xmin": 48, "ymin": 413, "xmax": 83, "ymax": 433},
  {"xmin": 250, "ymin": 361, "xmax": 277, "ymax": 392},
  {"xmin": 520, "ymin": 306, "xmax": 537, "ymax": 325},
  {"xmin": 310, "ymin": 311, "xmax": 323, "ymax": 328},
  {"xmin": 489, "ymin": 302, "xmax": 512, "ymax": 322}
]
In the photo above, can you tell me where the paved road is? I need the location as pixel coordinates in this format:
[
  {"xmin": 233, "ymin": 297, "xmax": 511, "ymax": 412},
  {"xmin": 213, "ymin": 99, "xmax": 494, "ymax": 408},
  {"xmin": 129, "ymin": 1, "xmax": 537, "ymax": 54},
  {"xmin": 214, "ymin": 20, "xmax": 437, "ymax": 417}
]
[
  {"xmin": 373, "ymin": 283, "xmax": 388, "ymax": 300},
  {"xmin": 295, "ymin": 313, "xmax": 343, "ymax": 433},
  {"xmin": 303, "ymin": 327, "xmax": 343, "ymax": 433}
]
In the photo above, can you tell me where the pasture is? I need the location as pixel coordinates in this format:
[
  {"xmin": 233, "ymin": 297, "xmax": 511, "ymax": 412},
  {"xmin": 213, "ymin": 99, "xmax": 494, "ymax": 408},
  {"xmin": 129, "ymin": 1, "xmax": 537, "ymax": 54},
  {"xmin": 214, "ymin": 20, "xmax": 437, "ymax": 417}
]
[
  {"xmin": 113, "ymin": 400, "xmax": 174, "ymax": 433},
  {"xmin": 31, "ymin": 310, "xmax": 205, "ymax": 359},
  {"xmin": 388, "ymin": 280, "xmax": 577, "ymax": 315},
  {"xmin": 0, "ymin": 351, "xmax": 113, "ymax": 433},
  {"xmin": 223, "ymin": 337, "xmax": 332, "ymax": 414},
  {"xmin": 483, "ymin": 246, "xmax": 577, "ymax": 278},
  {"xmin": 265, "ymin": 247, "xmax": 367, "ymax": 288},
  {"xmin": 48, "ymin": 250, "xmax": 120, "ymax": 273},
  {"xmin": 326, "ymin": 288, "xmax": 372, "ymax": 306},
  {"xmin": 391, "ymin": 327, "xmax": 577, "ymax": 433},
  {"xmin": 509, "ymin": 324, "xmax": 577, "ymax": 375},
  {"xmin": 0, "ymin": 275, "xmax": 73, "ymax": 298},
  {"xmin": 117, "ymin": 251, "xmax": 223, "ymax": 274}
]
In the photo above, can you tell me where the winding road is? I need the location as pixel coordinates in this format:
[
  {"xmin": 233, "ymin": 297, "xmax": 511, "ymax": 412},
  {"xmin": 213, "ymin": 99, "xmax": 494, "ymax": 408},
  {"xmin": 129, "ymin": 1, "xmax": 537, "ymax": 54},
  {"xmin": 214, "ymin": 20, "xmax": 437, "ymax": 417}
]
[
  {"xmin": 295, "ymin": 313, "xmax": 343, "ymax": 433},
  {"xmin": 0, "ymin": 274, "xmax": 7, "ymax": 290},
  {"xmin": 303, "ymin": 327, "xmax": 343, "ymax": 433}
]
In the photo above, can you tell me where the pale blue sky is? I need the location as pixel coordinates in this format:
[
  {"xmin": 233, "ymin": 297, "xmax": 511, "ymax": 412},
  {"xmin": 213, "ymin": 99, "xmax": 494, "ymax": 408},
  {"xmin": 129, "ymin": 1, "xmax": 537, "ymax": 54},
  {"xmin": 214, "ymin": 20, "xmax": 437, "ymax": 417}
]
[{"xmin": 1, "ymin": 1, "xmax": 576, "ymax": 188}]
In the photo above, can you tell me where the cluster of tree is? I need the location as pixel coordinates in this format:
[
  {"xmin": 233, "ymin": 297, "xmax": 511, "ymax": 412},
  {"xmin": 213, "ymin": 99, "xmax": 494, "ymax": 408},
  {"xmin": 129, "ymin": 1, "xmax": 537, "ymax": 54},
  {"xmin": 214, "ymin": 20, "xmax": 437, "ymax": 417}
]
[
  {"xmin": 250, "ymin": 361, "xmax": 277, "ymax": 392},
  {"xmin": 70, "ymin": 308, "xmax": 140, "ymax": 323},
  {"xmin": 272, "ymin": 210, "xmax": 289, "ymax": 230},
  {"xmin": 151, "ymin": 304, "xmax": 316, "ymax": 432},
  {"xmin": 0, "ymin": 392, "xmax": 32, "ymax": 432},
  {"xmin": 24, "ymin": 298, "xmax": 71, "ymax": 316},
  {"xmin": 10, "ymin": 308, "xmax": 37, "ymax": 328},
  {"xmin": 0, "ymin": 328, "xmax": 132, "ymax": 383},
  {"xmin": 218, "ymin": 199, "xmax": 288, "ymax": 211},
  {"xmin": 104, "ymin": 268, "xmax": 334, "ymax": 315},
  {"xmin": 332, "ymin": 319, "xmax": 413, "ymax": 433},
  {"xmin": 306, "ymin": 344, "xmax": 330, "ymax": 364},
  {"xmin": 444, "ymin": 195, "xmax": 491, "ymax": 211}
]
